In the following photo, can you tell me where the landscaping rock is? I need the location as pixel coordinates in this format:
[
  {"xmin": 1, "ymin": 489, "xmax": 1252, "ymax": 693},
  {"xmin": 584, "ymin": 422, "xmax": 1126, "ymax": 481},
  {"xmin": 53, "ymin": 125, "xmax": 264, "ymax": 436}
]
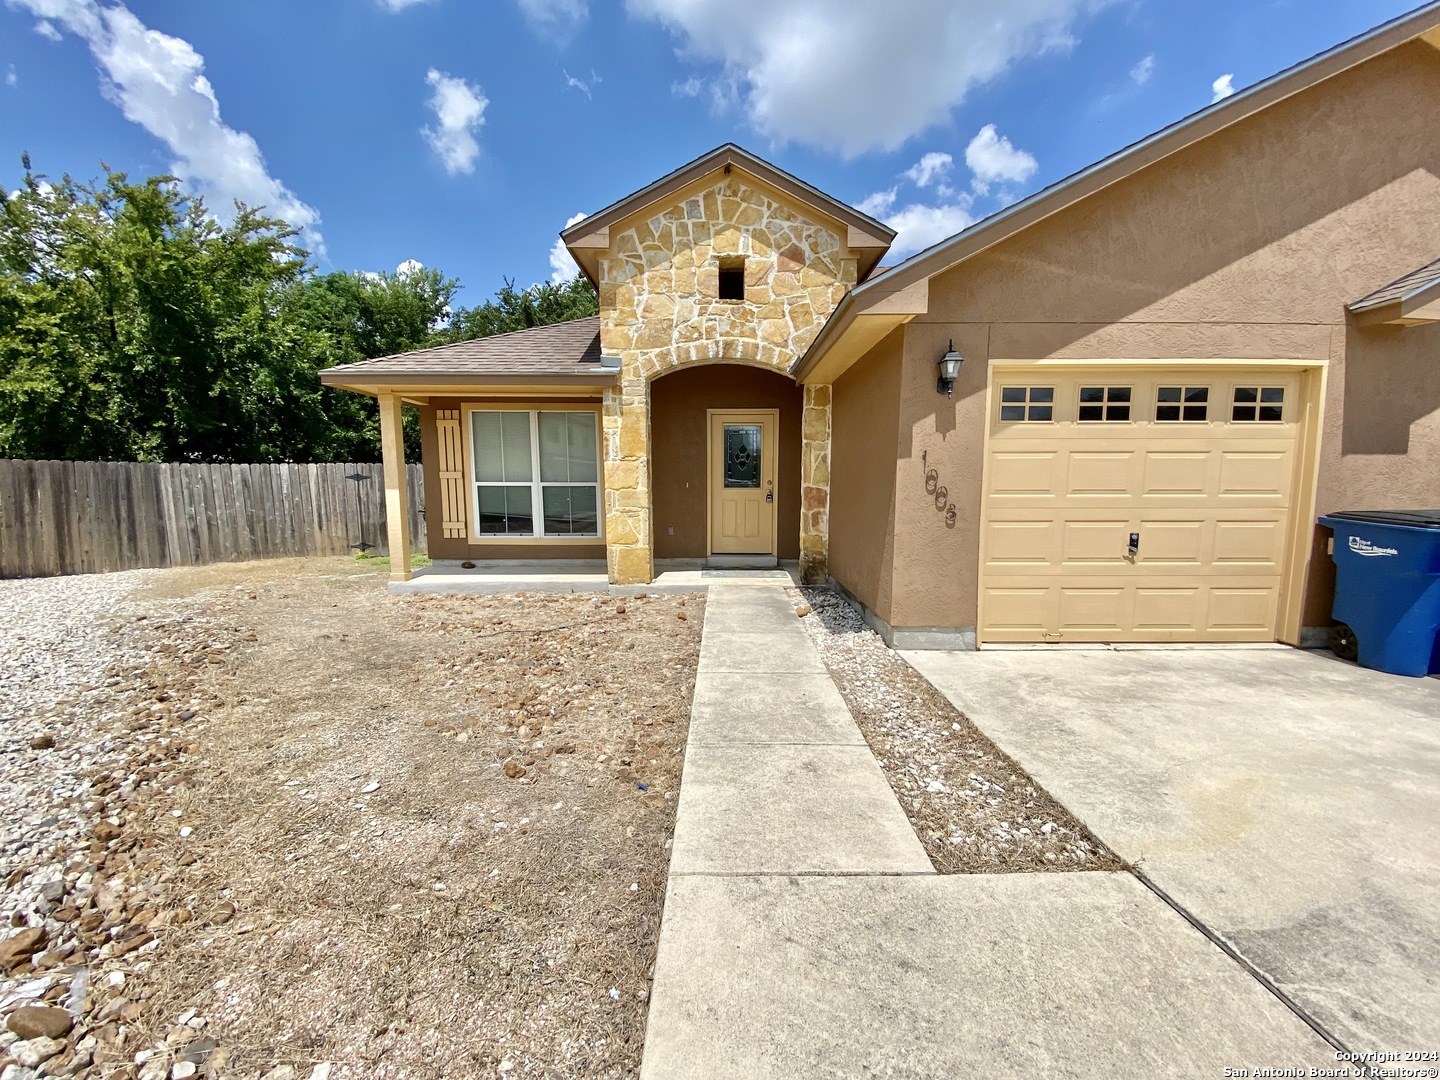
[
  {"xmin": 6, "ymin": 1005, "xmax": 72, "ymax": 1040},
  {"xmin": 26, "ymin": 735, "xmax": 54, "ymax": 751},
  {"xmin": 0, "ymin": 929, "xmax": 47, "ymax": 971},
  {"xmin": 503, "ymin": 758, "xmax": 526, "ymax": 779},
  {"xmin": 11, "ymin": 1036, "xmax": 64, "ymax": 1067}
]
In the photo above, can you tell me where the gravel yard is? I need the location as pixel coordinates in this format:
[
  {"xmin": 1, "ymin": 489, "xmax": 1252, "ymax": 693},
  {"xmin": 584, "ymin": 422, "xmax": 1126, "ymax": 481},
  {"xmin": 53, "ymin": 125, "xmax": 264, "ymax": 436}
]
[
  {"xmin": 791, "ymin": 587, "xmax": 1122, "ymax": 875},
  {"xmin": 1, "ymin": 559, "xmax": 702, "ymax": 1080}
]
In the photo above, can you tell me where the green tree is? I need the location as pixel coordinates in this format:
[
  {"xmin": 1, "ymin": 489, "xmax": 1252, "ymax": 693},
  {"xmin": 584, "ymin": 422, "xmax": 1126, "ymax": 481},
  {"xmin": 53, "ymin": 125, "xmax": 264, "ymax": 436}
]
[
  {"xmin": 1, "ymin": 156, "xmax": 601, "ymax": 464},
  {"xmin": 283, "ymin": 266, "xmax": 459, "ymax": 459},
  {"xmin": 438, "ymin": 275, "xmax": 597, "ymax": 343},
  {"xmin": 0, "ymin": 161, "xmax": 332, "ymax": 462}
]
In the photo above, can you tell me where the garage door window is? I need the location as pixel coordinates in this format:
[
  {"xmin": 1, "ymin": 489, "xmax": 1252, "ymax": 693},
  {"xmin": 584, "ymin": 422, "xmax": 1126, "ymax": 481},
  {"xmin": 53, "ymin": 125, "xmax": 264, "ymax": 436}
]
[
  {"xmin": 1156, "ymin": 386, "xmax": 1209, "ymax": 422},
  {"xmin": 1232, "ymin": 387, "xmax": 1285, "ymax": 423},
  {"xmin": 1078, "ymin": 386, "xmax": 1132, "ymax": 422},
  {"xmin": 1000, "ymin": 386, "xmax": 1054, "ymax": 422}
]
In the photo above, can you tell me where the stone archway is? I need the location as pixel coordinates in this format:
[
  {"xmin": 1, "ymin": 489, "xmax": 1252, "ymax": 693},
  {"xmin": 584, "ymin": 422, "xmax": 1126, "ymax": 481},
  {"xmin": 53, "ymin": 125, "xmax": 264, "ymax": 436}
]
[{"xmin": 602, "ymin": 355, "xmax": 831, "ymax": 586}]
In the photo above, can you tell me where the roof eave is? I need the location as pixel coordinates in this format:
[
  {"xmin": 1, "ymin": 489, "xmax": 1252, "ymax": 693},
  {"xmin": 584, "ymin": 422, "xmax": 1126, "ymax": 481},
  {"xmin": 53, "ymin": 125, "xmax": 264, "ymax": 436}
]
[
  {"xmin": 560, "ymin": 143, "xmax": 896, "ymax": 253},
  {"xmin": 319, "ymin": 371, "xmax": 618, "ymax": 393},
  {"xmin": 1348, "ymin": 276, "xmax": 1440, "ymax": 325}
]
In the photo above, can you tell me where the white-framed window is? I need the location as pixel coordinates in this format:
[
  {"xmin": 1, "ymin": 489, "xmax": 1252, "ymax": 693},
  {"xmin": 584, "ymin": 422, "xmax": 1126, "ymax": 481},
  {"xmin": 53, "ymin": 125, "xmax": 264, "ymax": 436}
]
[{"xmin": 469, "ymin": 409, "xmax": 601, "ymax": 538}]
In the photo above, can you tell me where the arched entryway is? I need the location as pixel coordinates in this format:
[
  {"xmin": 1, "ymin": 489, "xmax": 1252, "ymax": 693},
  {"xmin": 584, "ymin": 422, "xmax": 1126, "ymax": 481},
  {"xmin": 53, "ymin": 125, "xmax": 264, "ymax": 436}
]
[{"xmin": 650, "ymin": 363, "xmax": 804, "ymax": 563}]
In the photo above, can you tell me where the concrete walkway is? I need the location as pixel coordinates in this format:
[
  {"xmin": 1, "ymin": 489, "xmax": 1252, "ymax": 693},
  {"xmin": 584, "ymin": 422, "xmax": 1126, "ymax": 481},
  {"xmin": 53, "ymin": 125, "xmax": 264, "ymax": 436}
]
[{"xmin": 641, "ymin": 584, "xmax": 1334, "ymax": 1079}]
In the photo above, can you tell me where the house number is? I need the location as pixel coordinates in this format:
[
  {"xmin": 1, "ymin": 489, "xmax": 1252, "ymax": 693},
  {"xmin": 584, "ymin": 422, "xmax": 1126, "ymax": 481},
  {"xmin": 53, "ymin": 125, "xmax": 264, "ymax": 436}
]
[{"xmin": 921, "ymin": 451, "xmax": 958, "ymax": 529}]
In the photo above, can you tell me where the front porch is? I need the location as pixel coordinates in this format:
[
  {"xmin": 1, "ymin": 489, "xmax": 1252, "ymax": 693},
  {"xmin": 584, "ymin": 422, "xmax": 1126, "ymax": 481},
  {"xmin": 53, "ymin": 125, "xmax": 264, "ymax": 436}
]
[{"xmin": 385, "ymin": 558, "xmax": 800, "ymax": 596}]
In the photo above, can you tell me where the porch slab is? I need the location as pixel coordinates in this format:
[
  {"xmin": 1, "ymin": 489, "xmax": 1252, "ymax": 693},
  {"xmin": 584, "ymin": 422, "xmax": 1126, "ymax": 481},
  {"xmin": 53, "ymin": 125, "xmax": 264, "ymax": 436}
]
[
  {"xmin": 386, "ymin": 561, "xmax": 800, "ymax": 596},
  {"xmin": 669, "ymin": 742, "xmax": 932, "ymax": 876}
]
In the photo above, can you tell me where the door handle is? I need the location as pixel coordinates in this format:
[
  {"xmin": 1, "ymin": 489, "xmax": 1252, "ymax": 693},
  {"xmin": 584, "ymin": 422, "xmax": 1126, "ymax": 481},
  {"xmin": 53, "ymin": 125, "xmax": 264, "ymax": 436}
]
[
  {"xmin": 1128, "ymin": 532, "xmax": 1140, "ymax": 557},
  {"xmin": 766, "ymin": 490, "xmax": 774, "ymax": 503}
]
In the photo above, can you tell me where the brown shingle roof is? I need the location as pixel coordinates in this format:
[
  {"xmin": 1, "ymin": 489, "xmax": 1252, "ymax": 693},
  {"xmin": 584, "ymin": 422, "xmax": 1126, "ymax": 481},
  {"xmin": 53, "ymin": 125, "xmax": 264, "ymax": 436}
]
[
  {"xmin": 319, "ymin": 316, "xmax": 605, "ymax": 378},
  {"xmin": 1349, "ymin": 257, "xmax": 1440, "ymax": 311}
]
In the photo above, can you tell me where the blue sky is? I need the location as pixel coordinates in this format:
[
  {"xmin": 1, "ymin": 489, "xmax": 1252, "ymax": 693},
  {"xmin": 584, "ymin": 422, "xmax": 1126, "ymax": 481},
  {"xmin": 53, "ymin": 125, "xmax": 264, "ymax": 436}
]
[{"xmin": 0, "ymin": 0, "xmax": 1422, "ymax": 303}]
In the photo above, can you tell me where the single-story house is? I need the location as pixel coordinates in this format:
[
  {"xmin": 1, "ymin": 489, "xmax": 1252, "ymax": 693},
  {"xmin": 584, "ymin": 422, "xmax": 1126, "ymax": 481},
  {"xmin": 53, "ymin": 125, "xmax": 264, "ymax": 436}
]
[{"xmin": 321, "ymin": 2, "xmax": 1440, "ymax": 650}]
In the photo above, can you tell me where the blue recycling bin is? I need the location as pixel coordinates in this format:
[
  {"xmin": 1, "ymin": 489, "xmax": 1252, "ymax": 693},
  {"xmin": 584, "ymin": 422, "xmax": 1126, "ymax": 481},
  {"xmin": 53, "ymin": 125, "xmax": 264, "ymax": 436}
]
[{"xmin": 1318, "ymin": 510, "xmax": 1440, "ymax": 677}]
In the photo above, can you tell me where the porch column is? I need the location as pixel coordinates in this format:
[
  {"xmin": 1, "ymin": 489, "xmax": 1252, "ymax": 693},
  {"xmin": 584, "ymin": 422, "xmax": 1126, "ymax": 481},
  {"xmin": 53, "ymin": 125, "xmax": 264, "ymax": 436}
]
[
  {"xmin": 377, "ymin": 393, "xmax": 412, "ymax": 583},
  {"xmin": 799, "ymin": 383, "xmax": 832, "ymax": 584},
  {"xmin": 602, "ymin": 375, "xmax": 654, "ymax": 585}
]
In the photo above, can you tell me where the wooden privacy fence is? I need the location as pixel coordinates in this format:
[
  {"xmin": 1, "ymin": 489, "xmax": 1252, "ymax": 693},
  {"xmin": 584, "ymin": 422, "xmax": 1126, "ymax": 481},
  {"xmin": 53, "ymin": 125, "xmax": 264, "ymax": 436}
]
[{"xmin": 0, "ymin": 460, "xmax": 426, "ymax": 578}]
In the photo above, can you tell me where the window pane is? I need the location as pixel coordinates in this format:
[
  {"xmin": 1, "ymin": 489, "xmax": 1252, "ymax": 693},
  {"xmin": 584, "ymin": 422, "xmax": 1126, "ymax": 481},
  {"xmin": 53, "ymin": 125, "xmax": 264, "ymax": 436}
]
[
  {"xmin": 1001, "ymin": 387, "xmax": 1026, "ymax": 403},
  {"xmin": 1234, "ymin": 387, "xmax": 1258, "ymax": 404},
  {"xmin": 1258, "ymin": 405, "xmax": 1283, "ymax": 422},
  {"xmin": 472, "ymin": 411, "xmax": 532, "ymax": 483},
  {"xmin": 538, "ymin": 412, "xmax": 568, "ymax": 481},
  {"xmin": 537, "ymin": 412, "xmax": 598, "ymax": 484},
  {"xmin": 1260, "ymin": 387, "xmax": 1284, "ymax": 403},
  {"xmin": 1185, "ymin": 387, "xmax": 1209, "ymax": 402},
  {"xmin": 1182, "ymin": 404, "xmax": 1208, "ymax": 421},
  {"xmin": 477, "ymin": 485, "xmax": 533, "ymax": 534},
  {"xmin": 1030, "ymin": 387, "xmax": 1054, "ymax": 403},
  {"xmin": 1233, "ymin": 405, "xmax": 1257, "ymax": 422},
  {"xmin": 1079, "ymin": 386, "xmax": 1104, "ymax": 403},
  {"xmin": 568, "ymin": 412, "xmax": 598, "ymax": 481},
  {"xmin": 1157, "ymin": 404, "xmax": 1181, "ymax": 421},
  {"xmin": 1109, "ymin": 387, "xmax": 1132, "ymax": 403},
  {"xmin": 723, "ymin": 425, "xmax": 761, "ymax": 487},
  {"xmin": 1000, "ymin": 405, "xmax": 1025, "ymax": 421},
  {"xmin": 1108, "ymin": 405, "xmax": 1132, "ymax": 421},
  {"xmin": 1078, "ymin": 405, "xmax": 1104, "ymax": 422},
  {"xmin": 1158, "ymin": 387, "xmax": 1181, "ymax": 403},
  {"xmin": 542, "ymin": 486, "xmax": 599, "ymax": 535},
  {"xmin": 1028, "ymin": 405, "xmax": 1053, "ymax": 421}
]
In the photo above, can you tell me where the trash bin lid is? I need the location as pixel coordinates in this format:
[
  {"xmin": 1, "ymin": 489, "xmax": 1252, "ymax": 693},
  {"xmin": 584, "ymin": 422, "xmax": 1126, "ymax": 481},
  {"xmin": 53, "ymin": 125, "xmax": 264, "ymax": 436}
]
[{"xmin": 1323, "ymin": 509, "xmax": 1440, "ymax": 530}]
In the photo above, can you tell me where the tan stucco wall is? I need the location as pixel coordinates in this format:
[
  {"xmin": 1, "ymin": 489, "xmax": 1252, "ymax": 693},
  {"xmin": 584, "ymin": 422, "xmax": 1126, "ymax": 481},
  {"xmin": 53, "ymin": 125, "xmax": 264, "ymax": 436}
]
[
  {"xmin": 419, "ymin": 398, "xmax": 607, "ymax": 562},
  {"xmin": 595, "ymin": 172, "xmax": 859, "ymax": 582},
  {"xmin": 649, "ymin": 364, "xmax": 803, "ymax": 560},
  {"xmin": 870, "ymin": 40, "xmax": 1440, "ymax": 632},
  {"xmin": 828, "ymin": 328, "xmax": 904, "ymax": 623}
]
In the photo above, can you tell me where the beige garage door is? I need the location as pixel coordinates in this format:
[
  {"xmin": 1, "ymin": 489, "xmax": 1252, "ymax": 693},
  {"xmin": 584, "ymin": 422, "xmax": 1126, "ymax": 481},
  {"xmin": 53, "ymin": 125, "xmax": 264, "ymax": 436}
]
[{"xmin": 979, "ymin": 367, "xmax": 1302, "ymax": 644}]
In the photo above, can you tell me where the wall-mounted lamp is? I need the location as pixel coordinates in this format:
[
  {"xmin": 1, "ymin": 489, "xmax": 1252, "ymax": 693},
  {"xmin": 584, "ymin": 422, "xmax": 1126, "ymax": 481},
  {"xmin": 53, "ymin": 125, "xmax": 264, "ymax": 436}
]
[{"xmin": 936, "ymin": 340, "xmax": 963, "ymax": 397}]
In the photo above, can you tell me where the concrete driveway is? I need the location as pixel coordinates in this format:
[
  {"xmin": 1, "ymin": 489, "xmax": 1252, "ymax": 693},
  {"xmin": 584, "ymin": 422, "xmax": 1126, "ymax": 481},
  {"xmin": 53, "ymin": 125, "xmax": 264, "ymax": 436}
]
[{"xmin": 905, "ymin": 646, "xmax": 1440, "ymax": 1054}]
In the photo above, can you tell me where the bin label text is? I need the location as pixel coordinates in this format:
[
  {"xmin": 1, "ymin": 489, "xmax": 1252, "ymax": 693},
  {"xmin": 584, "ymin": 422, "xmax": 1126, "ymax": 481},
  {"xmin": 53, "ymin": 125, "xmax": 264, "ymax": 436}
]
[{"xmin": 1348, "ymin": 536, "xmax": 1399, "ymax": 557}]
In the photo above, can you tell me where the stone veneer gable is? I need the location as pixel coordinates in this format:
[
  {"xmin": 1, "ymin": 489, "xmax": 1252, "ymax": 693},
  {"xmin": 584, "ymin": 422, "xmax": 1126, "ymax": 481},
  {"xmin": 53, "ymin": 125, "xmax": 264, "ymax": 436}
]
[{"xmin": 595, "ymin": 173, "xmax": 852, "ymax": 585}]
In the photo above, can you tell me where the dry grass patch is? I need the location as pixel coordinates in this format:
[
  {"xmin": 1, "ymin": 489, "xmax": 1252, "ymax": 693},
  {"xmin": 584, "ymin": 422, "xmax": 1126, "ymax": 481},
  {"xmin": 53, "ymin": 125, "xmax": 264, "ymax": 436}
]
[
  {"xmin": 35, "ymin": 560, "xmax": 701, "ymax": 1079},
  {"xmin": 792, "ymin": 587, "xmax": 1122, "ymax": 876}
]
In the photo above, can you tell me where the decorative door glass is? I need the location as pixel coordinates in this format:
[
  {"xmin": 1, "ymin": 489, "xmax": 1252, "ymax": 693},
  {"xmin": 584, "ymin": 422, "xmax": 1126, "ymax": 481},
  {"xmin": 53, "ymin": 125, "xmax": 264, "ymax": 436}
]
[{"xmin": 723, "ymin": 425, "xmax": 762, "ymax": 488}]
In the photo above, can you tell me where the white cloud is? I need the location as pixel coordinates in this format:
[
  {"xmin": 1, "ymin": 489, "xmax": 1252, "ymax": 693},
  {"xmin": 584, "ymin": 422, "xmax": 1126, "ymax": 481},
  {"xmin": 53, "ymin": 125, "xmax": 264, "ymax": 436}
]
[
  {"xmin": 549, "ymin": 211, "xmax": 588, "ymax": 283},
  {"xmin": 11, "ymin": 0, "xmax": 323, "ymax": 254},
  {"xmin": 564, "ymin": 68, "xmax": 599, "ymax": 97},
  {"xmin": 517, "ymin": 0, "xmax": 587, "ymax": 42},
  {"xmin": 379, "ymin": 0, "xmax": 430, "ymax": 8},
  {"xmin": 1130, "ymin": 53, "xmax": 1154, "ymax": 85},
  {"xmin": 5, "ymin": 64, "xmax": 16, "ymax": 87},
  {"xmin": 854, "ymin": 188, "xmax": 896, "ymax": 219},
  {"xmin": 883, "ymin": 199, "xmax": 977, "ymax": 259},
  {"xmin": 627, "ymin": 0, "xmax": 1093, "ymax": 157},
  {"xmin": 1211, "ymin": 73, "xmax": 1235, "ymax": 102},
  {"xmin": 903, "ymin": 151, "xmax": 952, "ymax": 189},
  {"xmin": 33, "ymin": 18, "xmax": 62, "ymax": 39},
  {"xmin": 965, "ymin": 124, "xmax": 1038, "ymax": 194},
  {"xmin": 422, "ymin": 68, "xmax": 487, "ymax": 176},
  {"xmin": 671, "ymin": 76, "xmax": 702, "ymax": 98},
  {"xmin": 396, "ymin": 258, "xmax": 424, "ymax": 277}
]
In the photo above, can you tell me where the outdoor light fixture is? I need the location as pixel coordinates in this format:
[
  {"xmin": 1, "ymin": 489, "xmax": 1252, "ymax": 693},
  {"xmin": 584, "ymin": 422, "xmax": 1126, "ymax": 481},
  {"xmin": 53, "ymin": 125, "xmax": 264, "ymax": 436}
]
[{"xmin": 937, "ymin": 340, "xmax": 963, "ymax": 397}]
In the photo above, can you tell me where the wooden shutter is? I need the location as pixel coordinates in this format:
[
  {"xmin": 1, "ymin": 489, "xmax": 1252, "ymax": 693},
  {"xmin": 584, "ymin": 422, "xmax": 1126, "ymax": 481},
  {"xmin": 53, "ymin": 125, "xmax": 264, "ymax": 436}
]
[{"xmin": 435, "ymin": 410, "xmax": 469, "ymax": 539}]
